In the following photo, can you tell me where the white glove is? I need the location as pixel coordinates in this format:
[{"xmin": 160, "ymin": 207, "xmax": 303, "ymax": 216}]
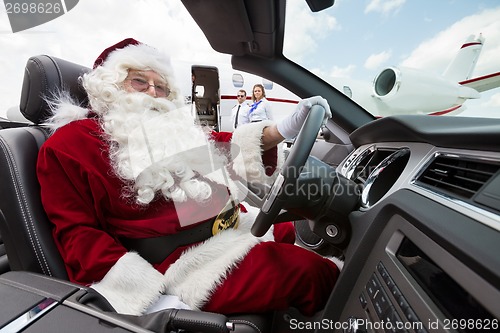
[{"xmin": 277, "ymin": 96, "xmax": 332, "ymax": 139}]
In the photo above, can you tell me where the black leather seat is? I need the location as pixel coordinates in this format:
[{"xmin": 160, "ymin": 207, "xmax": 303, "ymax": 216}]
[
  {"xmin": 0, "ymin": 55, "xmax": 87, "ymax": 279},
  {"xmin": 0, "ymin": 55, "xmax": 276, "ymax": 333}
]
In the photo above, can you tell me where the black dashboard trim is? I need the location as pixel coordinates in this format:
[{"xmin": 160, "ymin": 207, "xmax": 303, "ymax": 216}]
[{"xmin": 350, "ymin": 115, "xmax": 500, "ymax": 152}]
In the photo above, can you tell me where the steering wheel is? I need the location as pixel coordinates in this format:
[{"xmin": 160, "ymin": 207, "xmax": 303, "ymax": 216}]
[{"xmin": 251, "ymin": 105, "xmax": 327, "ymax": 237}]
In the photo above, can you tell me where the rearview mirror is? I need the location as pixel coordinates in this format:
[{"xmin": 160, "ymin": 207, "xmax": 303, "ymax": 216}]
[{"xmin": 306, "ymin": 0, "xmax": 334, "ymax": 12}]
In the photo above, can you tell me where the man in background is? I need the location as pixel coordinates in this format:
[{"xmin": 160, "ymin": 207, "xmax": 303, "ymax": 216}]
[{"xmin": 231, "ymin": 89, "xmax": 250, "ymax": 129}]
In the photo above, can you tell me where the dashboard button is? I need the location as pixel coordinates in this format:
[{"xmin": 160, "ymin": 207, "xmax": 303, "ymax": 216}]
[
  {"xmin": 389, "ymin": 309, "xmax": 408, "ymax": 333},
  {"xmin": 403, "ymin": 307, "xmax": 419, "ymax": 323},
  {"xmin": 366, "ymin": 274, "xmax": 381, "ymax": 300},
  {"xmin": 373, "ymin": 288, "xmax": 391, "ymax": 318},
  {"xmin": 359, "ymin": 292, "xmax": 368, "ymax": 309},
  {"xmin": 389, "ymin": 283, "xmax": 402, "ymax": 300},
  {"xmin": 396, "ymin": 294, "xmax": 410, "ymax": 313}
]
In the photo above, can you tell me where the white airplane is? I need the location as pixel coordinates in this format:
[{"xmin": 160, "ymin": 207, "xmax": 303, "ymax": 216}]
[{"xmin": 330, "ymin": 34, "xmax": 500, "ymax": 117}]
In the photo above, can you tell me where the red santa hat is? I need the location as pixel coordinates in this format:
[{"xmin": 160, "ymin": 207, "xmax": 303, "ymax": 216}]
[{"xmin": 92, "ymin": 37, "xmax": 176, "ymax": 81}]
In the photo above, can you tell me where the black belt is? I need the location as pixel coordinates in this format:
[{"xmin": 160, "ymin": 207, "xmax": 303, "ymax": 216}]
[{"xmin": 121, "ymin": 203, "xmax": 240, "ymax": 264}]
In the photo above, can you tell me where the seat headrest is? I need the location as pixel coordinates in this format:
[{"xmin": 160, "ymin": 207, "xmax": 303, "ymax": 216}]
[{"xmin": 20, "ymin": 55, "xmax": 90, "ymax": 124}]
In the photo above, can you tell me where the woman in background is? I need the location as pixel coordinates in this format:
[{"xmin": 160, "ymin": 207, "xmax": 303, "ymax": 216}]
[{"xmin": 245, "ymin": 83, "xmax": 274, "ymax": 123}]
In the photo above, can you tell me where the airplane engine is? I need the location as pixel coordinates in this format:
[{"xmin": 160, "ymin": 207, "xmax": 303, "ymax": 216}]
[{"xmin": 372, "ymin": 67, "xmax": 480, "ymax": 114}]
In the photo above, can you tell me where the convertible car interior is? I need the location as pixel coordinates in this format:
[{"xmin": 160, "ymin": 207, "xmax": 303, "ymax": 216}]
[{"xmin": 1, "ymin": 0, "xmax": 499, "ymax": 332}]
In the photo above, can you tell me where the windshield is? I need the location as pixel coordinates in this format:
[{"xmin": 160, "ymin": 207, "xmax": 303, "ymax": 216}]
[{"xmin": 283, "ymin": 0, "xmax": 500, "ymax": 118}]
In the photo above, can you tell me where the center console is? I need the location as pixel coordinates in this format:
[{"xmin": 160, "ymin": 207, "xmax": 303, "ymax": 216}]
[
  {"xmin": 0, "ymin": 271, "xmax": 150, "ymax": 332},
  {"xmin": 0, "ymin": 270, "xmax": 280, "ymax": 333},
  {"xmin": 335, "ymin": 212, "xmax": 499, "ymax": 333}
]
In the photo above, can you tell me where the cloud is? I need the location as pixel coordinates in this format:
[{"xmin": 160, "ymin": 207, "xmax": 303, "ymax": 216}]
[
  {"xmin": 329, "ymin": 64, "xmax": 357, "ymax": 78},
  {"xmin": 400, "ymin": 7, "xmax": 500, "ymax": 77},
  {"xmin": 283, "ymin": 0, "xmax": 340, "ymax": 62},
  {"xmin": 364, "ymin": 50, "xmax": 392, "ymax": 70},
  {"xmin": 365, "ymin": 0, "xmax": 406, "ymax": 16},
  {"xmin": 461, "ymin": 90, "xmax": 500, "ymax": 118}
]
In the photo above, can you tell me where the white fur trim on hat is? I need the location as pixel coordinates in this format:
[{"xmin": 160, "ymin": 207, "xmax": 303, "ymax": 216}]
[
  {"xmin": 231, "ymin": 120, "xmax": 284, "ymax": 185},
  {"xmin": 91, "ymin": 252, "xmax": 166, "ymax": 315},
  {"xmin": 101, "ymin": 43, "xmax": 175, "ymax": 81}
]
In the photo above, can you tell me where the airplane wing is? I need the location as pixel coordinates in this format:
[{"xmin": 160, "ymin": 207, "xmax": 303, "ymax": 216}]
[{"xmin": 460, "ymin": 71, "xmax": 500, "ymax": 93}]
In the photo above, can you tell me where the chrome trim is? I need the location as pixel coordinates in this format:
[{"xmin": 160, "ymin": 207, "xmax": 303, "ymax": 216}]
[
  {"xmin": 361, "ymin": 148, "xmax": 410, "ymax": 208},
  {"xmin": 226, "ymin": 322, "xmax": 235, "ymax": 331},
  {"xmin": 341, "ymin": 142, "xmax": 500, "ymax": 231},
  {"xmin": 296, "ymin": 227, "xmax": 325, "ymax": 249},
  {"xmin": 410, "ymin": 184, "xmax": 500, "ymax": 231},
  {"xmin": 344, "ymin": 145, "xmax": 376, "ymax": 180},
  {"xmin": 0, "ymin": 298, "xmax": 57, "ymax": 333}
]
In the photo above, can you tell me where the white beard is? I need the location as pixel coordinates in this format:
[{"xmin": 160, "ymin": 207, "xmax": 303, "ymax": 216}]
[{"xmin": 100, "ymin": 91, "xmax": 240, "ymax": 208}]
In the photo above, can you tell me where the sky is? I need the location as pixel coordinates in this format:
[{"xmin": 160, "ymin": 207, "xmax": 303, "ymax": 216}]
[
  {"xmin": 1, "ymin": 0, "xmax": 499, "ymax": 119},
  {"xmin": 283, "ymin": 0, "xmax": 500, "ymax": 117}
]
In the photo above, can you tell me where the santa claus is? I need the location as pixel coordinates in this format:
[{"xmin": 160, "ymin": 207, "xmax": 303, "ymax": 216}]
[{"xmin": 37, "ymin": 38, "xmax": 339, "ymax": 317}]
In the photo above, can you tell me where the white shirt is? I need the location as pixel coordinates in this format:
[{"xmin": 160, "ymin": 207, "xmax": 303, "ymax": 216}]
[
  {"xmin": 246, "ymin": 98, "xmax": 273, "ymax": 123},
  {"xmin": 231, "ymin": 102, "xmax": 250, "ymax": 129}
]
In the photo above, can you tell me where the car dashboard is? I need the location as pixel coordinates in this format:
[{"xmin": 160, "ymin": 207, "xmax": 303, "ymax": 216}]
[{"xmin": 317, "ymin": 115, "xmax": 500, "ymax": 333}]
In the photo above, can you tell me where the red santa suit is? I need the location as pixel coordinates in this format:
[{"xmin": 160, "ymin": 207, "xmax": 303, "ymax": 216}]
[{"xmin": 36, "ymin": 39, "xmax": 339, "ymax": 317}]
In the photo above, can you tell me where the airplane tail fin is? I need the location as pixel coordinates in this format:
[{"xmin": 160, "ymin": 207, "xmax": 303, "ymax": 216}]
[{"xmin": 442, "ymin": 34, "xmax": 484, "ymax": 82}]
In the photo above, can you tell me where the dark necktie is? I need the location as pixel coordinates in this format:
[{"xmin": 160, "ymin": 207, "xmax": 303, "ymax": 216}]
[{"xmin": 234, "ymin": 105, "xmax": 241, "ymax": 128}]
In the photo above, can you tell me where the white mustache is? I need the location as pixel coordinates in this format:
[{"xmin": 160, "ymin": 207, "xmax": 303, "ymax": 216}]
[{"xmin": 102, "ymin": 92, "xmax": 240, "ymax": 206}]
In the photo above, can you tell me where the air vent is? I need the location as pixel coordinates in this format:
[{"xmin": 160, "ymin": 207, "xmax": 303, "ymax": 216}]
[{"xmin": 416, "ymin": 155, "xmax": 500, "ymax": 199}]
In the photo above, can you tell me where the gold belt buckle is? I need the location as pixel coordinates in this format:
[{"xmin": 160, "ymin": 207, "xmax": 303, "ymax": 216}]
[{"xmin": 212, "ymin": 202, "xmax": 240, "ymax": 235}]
